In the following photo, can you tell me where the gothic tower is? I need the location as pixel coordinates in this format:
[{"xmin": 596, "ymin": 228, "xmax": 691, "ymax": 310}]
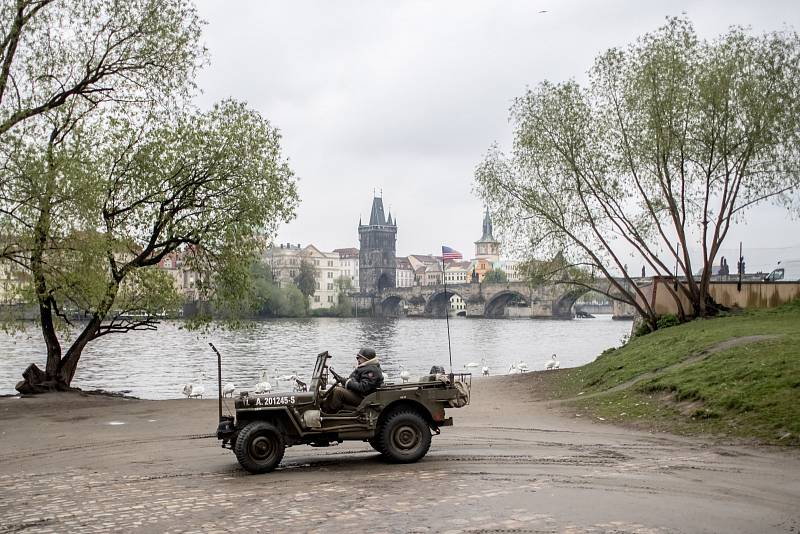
[
  {"xmin": 474, "ymin": 209, "xmax": 500, "ymax": 262},
  {"xmin": 359, "ymin": 195, "xmax": 397, "ymax": 294}
]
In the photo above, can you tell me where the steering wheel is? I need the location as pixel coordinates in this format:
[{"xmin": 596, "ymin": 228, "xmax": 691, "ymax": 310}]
[{"xmin": 328, "ymin": 367, "xmax": 347, "ymax": 386}]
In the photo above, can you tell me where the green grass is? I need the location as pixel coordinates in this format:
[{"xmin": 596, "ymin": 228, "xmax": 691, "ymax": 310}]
[{"xmin": 551, "ymin": 300, "xmax": 800, "ymax": 445}]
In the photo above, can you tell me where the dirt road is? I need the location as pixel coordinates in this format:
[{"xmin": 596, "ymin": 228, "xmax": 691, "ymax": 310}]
[{"xmin": 1, "ymin": 374, "xmax": 798, "ymax": 533}]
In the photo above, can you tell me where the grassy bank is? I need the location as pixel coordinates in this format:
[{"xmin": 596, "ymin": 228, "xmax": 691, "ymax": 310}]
[{"xmin": 549, "ymin": 300, "xmax": 800, "ymax": 445}]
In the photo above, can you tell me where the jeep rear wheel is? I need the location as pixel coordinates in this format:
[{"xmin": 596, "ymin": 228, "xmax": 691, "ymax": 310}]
[
  {"xmin": 234, "ymin": 421, "xmax": 285, "ymax": 474},
  {"xmin": 376, "ymin": 410, "xmax": 431, "ymax": 463}
]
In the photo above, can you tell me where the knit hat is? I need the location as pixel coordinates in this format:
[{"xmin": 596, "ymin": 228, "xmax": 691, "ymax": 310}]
[{"xmin": 357, "ymin": 348, "xmax": 377, "ymax": 360}]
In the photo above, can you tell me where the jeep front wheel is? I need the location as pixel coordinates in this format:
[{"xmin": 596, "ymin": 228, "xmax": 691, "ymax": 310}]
[
  {"xmin": 234, "ymin": 421, "xmax": 286, "ymax": 474},
  {"xmin": 376, "ymin": 410, "xmax": 431, "ymax": 463}
]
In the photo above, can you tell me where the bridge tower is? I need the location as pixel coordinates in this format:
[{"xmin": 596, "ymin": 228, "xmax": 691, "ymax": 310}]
[
  {"xmin": 474, "ymin": 209, "xmax": 500, "ymax": 263},
  {"xmin": 358, "ymin": 195, "xmax": 397, "ymax": 295}
]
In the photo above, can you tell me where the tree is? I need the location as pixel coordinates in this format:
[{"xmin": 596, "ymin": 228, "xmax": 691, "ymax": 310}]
[
  {"xmin": 1, "ymin": 0, "xmax": 204, "ymax": 268},
  {"xmin": 475, "ymin": 17, "xmax": 800, "ymax": 329},
  {"xmin": 231, "ymin": 261, "xmax": 308, "ymax": 318},
  {"xmin": 7, "ymin": 100, "xmax": 298, "ymax": 393},
  {"xmin": 482, "ymin": 268, "xmax": 508, "ymax": 284},
  {"xmin": 294, "ymin": 260, "xmax": 316, "ymax": 302},
  {"xmin": 0, "ymin": 0, "xmax": 203, "ymax": 139},
  {"xmin": 334, "ymin": 275, "xmax": 353, "ymax": 317}
]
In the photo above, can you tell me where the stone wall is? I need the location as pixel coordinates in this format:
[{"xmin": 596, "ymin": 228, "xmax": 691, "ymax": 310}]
[{"xmin": 637, "ymin": 279, "xmax": 800, "ymax": 316}]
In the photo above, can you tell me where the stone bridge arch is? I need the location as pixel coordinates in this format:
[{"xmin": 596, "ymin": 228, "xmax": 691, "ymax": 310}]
[
  {"xmin": 424, "ymin": 289, "xmax": 465, "ymax": 317},
  {"xmin": 552, "ymin": 287, "xmax": 590, "ymax": 318},
  {"xmin": 379, "ymin": 294, "xmax": 407, "ymax": 316},
  {"xmin": 484, "ymin": 290, "xmax": 529, "ymax": 317}
]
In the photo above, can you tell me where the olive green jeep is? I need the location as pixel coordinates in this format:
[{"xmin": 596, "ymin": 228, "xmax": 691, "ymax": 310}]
[{"xmin": 215, "ymin": 350, "xmax": 470, "ymax": 474}]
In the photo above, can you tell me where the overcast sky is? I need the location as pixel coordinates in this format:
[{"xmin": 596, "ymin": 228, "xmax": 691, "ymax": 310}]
[{"xmin": 193, "ymin": 0, "xmax": 800, "ymax": 272}]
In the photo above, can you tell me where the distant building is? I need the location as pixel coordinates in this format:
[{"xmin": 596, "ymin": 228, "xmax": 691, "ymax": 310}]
[
  {"xmin": 497, "ymin": 260, "xmax": 524, "ymax": 282},
  {"xmin": 333, "ymin": 247, "xmax": 360, "ymax": 291},
  {"xmin": 470, "ymin": 258, "xmax": 494, "ymax": 283},
  {"xmin": 450, "ymin": 295, "xmax": 466, "ymax": 313},
  {"xmin": 358, "ymin": 196, "xmax": 397, "ymax": 294},
  {"xmin": 408, "ymin": 254, "xmax": 443, "ymax": 286},
  {"xmin": 263, "ymin": 242, "xmax": 303, "ymax": 288},
  {"xmin": 395, "ymin": 257, "xmax": 415, "ymax": 288},
  {"xmin": 303, "ymin": 245, "xmax": 338, "ymax": 309},
  {"xmin": 157, "ymin": 249, "xmax": 201, "ymax": 301},
  {"xmin": 474, "ymin": 209, "xmax": 500, "ymax": 263},
  {"xmin": 444, "ymin": 261, "xmax": 471, "ymax": 284}
]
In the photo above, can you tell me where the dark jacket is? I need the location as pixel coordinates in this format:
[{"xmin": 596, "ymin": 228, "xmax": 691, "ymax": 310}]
[{"xmin": 345, "ymin": 359, "xmax": 384, "ymax": 395}]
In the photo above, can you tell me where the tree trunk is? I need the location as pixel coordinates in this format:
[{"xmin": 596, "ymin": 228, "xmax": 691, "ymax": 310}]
[{"xmin": 17, "ymin": 138, "xmax": 67, "ymax": 393}]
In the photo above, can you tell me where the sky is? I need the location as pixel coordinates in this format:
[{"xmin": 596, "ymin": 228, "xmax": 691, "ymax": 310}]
[{"xmin": 193, "ymin": 0, "xmax": 800, "ymax": 273}]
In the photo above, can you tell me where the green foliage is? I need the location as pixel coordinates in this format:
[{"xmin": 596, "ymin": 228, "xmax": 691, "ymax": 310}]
[
  {"xmin": 334, "ymin": 276, "xmax": 354, "ymax": 317},
  {"xmin": 633, "ymin": 321, "xmax": 653, "ymax": 338},
  {"xmin": 0, "ymin": 2, "xmax": 298, "ymax": 386},
  {"xmin": 656, "ymin": 314, "xmax": 681, "ymax": 330},
  {"xmin": 294, "ymin": 260, "xmax": 316, "ymax": 301},
  {"xmin": 482, "ymin": 268, "xmax": 508, "ymax": 284},
  {"xmin": 552, "ymin": 300, "xmax": 800, "ymax": 445},
  {"xmin": 475, "ymin": 16, "xmax": 800, "ymax": 323},
  {"xmin": 280, "ymin": 285, "xmax": 308, "ymax": 317},
  {"xmin": 0, "ymin": 0, "xmax": 204, "ymax": 138}
]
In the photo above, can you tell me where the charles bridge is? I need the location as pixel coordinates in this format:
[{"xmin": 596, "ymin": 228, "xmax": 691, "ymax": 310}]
[{"xmin": 367, "ymin": 278, "xmax": 638, "ymax": 319}]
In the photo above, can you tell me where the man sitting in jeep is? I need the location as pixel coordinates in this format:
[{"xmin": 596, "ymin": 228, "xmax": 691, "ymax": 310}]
[{"xmin": 322, "ymin": 347, "xmax": 384, "ymax": 412}]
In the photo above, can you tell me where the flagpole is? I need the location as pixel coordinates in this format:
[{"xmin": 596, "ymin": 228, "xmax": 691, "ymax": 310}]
[{"xmin": 442, "ymin": 251, "xmax": 453, "ymax": 374}]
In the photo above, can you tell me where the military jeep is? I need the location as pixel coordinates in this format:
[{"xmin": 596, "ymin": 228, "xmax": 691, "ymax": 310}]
[{"xmin": 215, "ymin": 350, "xmax": 470, "ymax": 474}]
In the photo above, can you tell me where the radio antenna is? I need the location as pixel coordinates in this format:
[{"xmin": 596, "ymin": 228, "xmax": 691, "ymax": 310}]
[{"xmin": 441, "ymin": 249, "xmax": 453, "ymax": 374}]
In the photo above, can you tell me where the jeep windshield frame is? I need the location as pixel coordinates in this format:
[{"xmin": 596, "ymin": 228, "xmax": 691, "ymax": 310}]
[{"xmin": 309, "ymin": 351, "xmax": 331, "ymax": 394}]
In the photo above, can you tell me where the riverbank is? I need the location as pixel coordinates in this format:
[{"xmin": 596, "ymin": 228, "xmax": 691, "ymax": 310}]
[
  {"xmin": 2, "ymin": 377, "xmax": 799, "ymax": 533},
  {"xmin": 542, "ymin": 300, "xmax": 800, "ymax": 446}
]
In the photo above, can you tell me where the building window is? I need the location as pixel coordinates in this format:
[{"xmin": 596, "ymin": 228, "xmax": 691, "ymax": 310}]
[
  {"xmin": 327, "ymin": 283, "xmax": 333, "ymax": 290},
  {"xmin": 327, "ymin": 272, "xmax": 333, "ymax": 278},
  {"xmin": 316, "ymin": 282, "xmax": 320, "ymax": 289},
  {"xmin": 314, "ymin": 259, "xmax": 319, "ymax": 266},
  {"xmin": 327, "ymin": 295, "xmax": 334, "ymax": 303},
  {"xmin": 314, "ymin": 295, "xmax": 320, "ymax": 302}
]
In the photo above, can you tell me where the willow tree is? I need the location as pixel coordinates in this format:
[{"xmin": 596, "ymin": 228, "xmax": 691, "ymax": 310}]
[
  {"xmin": 0, "ymin": 0, "xmax": 300, "ymax": 392},
  {"xmin": 7, "ymin": 101, "xmax": 297, "ymax": 392},
  {"xmin": 475, "ymin": 17, "xmax": 800, "ymax": 329}
]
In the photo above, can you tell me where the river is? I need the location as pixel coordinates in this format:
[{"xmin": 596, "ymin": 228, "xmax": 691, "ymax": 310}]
[{"xmin": 0, "ymin": 315, "xmax": 631, "ymax": 399}]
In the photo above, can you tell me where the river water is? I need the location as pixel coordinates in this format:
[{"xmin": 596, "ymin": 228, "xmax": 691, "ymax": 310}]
[{"xmin": 0, "ymin": 316, "xmax": 631, "ymax": 399}]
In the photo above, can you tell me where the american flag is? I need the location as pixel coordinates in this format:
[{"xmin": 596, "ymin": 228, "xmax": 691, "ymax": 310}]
[{"xmin": 441, "ymin": 246, "xmax": 462, "ymax": 262}]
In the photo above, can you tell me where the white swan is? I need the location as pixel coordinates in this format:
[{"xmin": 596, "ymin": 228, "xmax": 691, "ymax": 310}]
[
  {"xmin": 482, "ymin": 365, "xmax": 489, "ymax": 376},
  {"xmin": 516, "ymin": 361, "xmax": 529, "ymax": 372},
  {"xmin": 277, "ymin": 373, "xmax": 299, "ymax": 383},
  {"xmin": 277, "ymin": 372, "xmax": 306, "ymax": 392},
  {"xmin": 508, "ymin": 362, "xmax": 521, "ymax": 374},
  {"xmin": 254, "ymin": 371, "xmax": 272, "ymax": 394},
  {"xmin": 545, "ymin": 354, "xmax": 560, "ymax": 370},
  {"xmin": 183, "ymin": 373, "xmax": 205, "ymax": 398},
  {"xmin": 399, "ymin": 366, "xmax": 411, "ymax": 383},
  {"xmin": 222, "ymin": 382, "xmax": 236, "ymax": 397}
]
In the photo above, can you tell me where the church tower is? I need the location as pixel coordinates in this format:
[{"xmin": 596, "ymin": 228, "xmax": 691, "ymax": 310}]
[
  {"xmin": 358, "ymin": 195, "xmax": 397, "ymax": 294},
  {"xmin": 474, "ymin": 209, "xmax": 500, "ymax": 263}
]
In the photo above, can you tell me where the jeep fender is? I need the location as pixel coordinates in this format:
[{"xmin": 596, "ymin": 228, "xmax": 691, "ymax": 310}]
[
  {"xmin": 376, "ymin": 399, "xmax": 442, "ymax": 429},
  {"xmin": 236, "ymin": 407, "xmax": 303, "ymax": 438}
]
